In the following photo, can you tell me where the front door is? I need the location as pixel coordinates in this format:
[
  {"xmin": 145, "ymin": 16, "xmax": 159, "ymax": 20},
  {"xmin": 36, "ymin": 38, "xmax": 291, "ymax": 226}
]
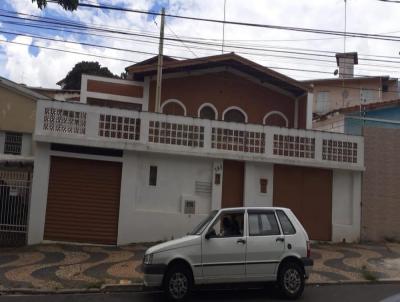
[
  {"xmin": 201, "ymin": 211, "xmax": 246, "ymax": 282},
  {"xmin": 246, "ymin": 210, "xmax": 285, "ymax": 280},
  {"xmin": 222, "ymin": 160, "xmax": 244, "ymax": 208}
]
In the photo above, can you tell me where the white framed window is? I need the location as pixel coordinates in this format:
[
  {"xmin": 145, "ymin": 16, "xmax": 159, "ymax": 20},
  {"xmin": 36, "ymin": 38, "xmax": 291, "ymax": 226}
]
[{"xmin": 315, "ymin": 91, "xmax": 330, "ymax": 114}]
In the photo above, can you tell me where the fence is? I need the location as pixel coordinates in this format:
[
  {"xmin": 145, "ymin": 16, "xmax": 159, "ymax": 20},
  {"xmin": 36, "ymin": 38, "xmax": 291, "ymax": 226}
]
[{"xmin": 0, "ymin": 170, "xmax": 31, "ymax": 247}]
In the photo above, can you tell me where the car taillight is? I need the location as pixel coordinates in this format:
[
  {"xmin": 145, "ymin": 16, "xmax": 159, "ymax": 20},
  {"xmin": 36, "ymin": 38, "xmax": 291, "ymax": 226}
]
[{"xmin": 306, "ymin": 241, "xmax": 311, "ymax": 258}]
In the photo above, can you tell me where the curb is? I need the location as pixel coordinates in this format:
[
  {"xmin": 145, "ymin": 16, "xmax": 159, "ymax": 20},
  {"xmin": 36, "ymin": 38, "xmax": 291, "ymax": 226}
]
[
  {"xmin": 307, "ymin": 279, "xmax": 400, "ymax": 286},
  {"xmin": 0, "ymin": 283, "xmax": 144, "ymax": 296},
  {"xmin": 2, "ymin": 279, "xmax": 400, "ymax": 295}
]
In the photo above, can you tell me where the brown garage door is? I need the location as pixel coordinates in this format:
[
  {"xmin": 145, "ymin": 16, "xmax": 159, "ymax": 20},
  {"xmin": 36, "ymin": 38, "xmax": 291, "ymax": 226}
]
[
  {"xmin": 44, "ymin": 157, "xmax": 122, "ymax": 245},
  {"xmin": 222, "ymin": 160, "xmax": 244, "ymax": 208},
  {"xmin": 273, "ymin": 164, "xmax": 332, "ymax": 241}
]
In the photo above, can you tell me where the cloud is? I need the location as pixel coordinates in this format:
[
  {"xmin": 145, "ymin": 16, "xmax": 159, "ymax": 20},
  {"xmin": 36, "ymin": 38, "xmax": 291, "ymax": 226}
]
[{"xmin": 1, "ymin": 0, "xmax": 400, "ymax": 88}]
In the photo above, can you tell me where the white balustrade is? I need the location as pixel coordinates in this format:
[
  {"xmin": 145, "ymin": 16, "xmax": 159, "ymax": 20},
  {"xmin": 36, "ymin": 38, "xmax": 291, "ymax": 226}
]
[{"xmin": 35, "ymin": 100, "xmax": 364, "ymax": 170}]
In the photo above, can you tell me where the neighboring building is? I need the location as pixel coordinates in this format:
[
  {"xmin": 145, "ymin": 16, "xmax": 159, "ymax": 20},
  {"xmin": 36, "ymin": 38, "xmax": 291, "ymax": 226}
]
[
  {"xmin": 344, "ymin": 99, "xmax": 400, "ymax": 135},
  {"xmin": 29, "ymin": 87, "xmax": 80, "ymax": 102},
  {"xmin": 335, "ymin": 100, "xmax": 400, "ymax": 241},
  {"xmin": 0, "ymin": 77, "xmax": 81, "ymax": 246},
  {"xmin": 0, "ymin": 76, "xmax": 49, "ymax": 246},
  {"xmin": 303, "ymin": 52, "xmax": 400, "ymax": 133},
  {"xmin": 28, "ymin": 53, "xmax": 364, "ymax": 246}
]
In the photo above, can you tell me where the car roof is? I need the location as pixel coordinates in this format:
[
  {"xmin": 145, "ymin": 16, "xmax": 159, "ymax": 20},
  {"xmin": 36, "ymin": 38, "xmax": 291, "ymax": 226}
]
[{"xmin": 219, "ymin": 207, "xmax": 289, "ymax": 211}]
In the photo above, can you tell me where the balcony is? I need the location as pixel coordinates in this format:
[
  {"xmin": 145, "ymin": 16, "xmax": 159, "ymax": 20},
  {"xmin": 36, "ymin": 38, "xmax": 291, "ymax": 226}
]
[{"xmin": 34, "ymin": 100, "xmax": 364, "ymax": 171}]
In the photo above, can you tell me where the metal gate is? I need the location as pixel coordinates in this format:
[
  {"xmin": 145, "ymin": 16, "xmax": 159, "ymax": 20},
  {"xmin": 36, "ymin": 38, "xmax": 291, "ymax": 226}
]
[{"xmin": 0, "ymin": 170, "xmax": 31, "ymax": 247}]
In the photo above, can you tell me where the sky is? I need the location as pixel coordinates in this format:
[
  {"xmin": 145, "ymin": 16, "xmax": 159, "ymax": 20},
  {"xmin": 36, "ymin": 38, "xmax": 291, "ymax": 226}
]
[{"xmin": 1, "ymin": 0, "xmax": 400, "ymax": 88}]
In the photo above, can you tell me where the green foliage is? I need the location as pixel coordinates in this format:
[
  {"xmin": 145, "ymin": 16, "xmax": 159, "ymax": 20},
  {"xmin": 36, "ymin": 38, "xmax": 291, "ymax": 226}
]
[
  {"xmin": 58, "ymin": 61, "xmax": 118, "ymax": 90},
  {"xmin": 33, "ymin": 0, "xmax": 79, "ymax": 11}
]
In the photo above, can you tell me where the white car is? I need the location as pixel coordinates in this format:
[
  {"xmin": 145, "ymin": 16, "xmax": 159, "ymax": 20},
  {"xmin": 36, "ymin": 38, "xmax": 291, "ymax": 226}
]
[{"xmin": 143, "ymin": 207, "xmax": 313, "ymax": 300}]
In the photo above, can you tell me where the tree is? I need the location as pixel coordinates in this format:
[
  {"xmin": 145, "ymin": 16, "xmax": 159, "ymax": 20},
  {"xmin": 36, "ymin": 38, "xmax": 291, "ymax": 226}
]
[
  {"xmin": 57, "ymin": 61, "xmax": 118, "ymax": 90},
  {"xmin": 33, "ymin": 0, "xmax": 79, "ymax": 11}
]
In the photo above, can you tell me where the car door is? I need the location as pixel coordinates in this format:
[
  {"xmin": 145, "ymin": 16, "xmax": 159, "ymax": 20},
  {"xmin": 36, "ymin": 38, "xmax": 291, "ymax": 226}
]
[
  {"xmin": 245, "ymin": 210, "xmax": 285, "ymax": 281},
  {"xmin": 201, "ymin": 210, "xmax": 246, "ymax": 282}
]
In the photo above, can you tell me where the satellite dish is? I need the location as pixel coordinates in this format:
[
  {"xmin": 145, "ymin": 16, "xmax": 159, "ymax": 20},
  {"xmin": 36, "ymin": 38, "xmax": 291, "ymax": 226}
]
[{"xmin": 334, "ymin": 69, "xmax": 339, "ymax": 76}]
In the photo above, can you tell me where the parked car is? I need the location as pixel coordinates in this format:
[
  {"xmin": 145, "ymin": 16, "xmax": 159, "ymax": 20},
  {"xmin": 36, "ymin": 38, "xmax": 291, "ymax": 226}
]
[{"xmin": 143, "ymin": 207, "xmax": 313, "ymax": 301}]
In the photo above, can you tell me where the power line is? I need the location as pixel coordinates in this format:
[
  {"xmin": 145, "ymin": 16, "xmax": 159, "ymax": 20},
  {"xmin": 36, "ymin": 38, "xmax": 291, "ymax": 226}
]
[
  {"xmin": 2, "ymin": 37, "xmax": 400, "ymax": 96},
  {"xmin": 2, "ymin": 10, "xmax": 400, "ymax": 68},
  {"xmin": 47, "ymin": 0, "xmax": 400, "ymax": 43},
  {"xmin": 0, "ymin": 38, "xmax": 137, "ymax": 63},
  {"xmin": 3, "ymin": 27, "xmax": 396, "ymax": 80}
]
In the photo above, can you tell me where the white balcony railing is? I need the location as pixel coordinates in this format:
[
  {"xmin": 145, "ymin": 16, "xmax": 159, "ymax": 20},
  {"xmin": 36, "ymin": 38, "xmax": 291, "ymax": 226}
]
[{"xmin": 35, "ymin": 100, "xmax": 364, "ymax": 171}]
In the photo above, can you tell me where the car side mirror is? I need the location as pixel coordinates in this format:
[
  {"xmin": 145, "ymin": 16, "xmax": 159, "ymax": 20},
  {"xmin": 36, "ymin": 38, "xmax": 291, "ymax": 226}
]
[{"xmin": 205, "ymin": 229, "xmax": 216, "ymax": 240}]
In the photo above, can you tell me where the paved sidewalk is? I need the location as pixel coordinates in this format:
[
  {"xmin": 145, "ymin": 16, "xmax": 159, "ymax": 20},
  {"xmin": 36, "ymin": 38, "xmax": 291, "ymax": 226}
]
[{"xmin": 0, "ymin": 242, "xmax": 400, "ymax": 291}]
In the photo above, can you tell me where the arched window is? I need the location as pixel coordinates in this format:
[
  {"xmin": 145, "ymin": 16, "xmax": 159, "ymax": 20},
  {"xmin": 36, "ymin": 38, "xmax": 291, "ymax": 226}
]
[
  {"xmin": 263, "ymin": 111, "xmax": 289, "ymax": 127},
  {"xmin": 198, "ymin": 103, "xmax": 218, "ymax": 120},
  {"xmin": 222, "ymin": 106, "xmax": 248, "ymax": 123},
  {"xmin": 161, "ymin": 99, "xmax": 186, "ymax": 116}
]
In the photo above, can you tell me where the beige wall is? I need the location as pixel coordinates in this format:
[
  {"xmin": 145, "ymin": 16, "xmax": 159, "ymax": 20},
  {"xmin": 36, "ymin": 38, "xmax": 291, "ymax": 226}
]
[
  {"xmin": 312, "ymin": 79, "xmax": 399, "ymax": 114},
  {"xmin": 362, "ymin": 127, "xmax": 400, "ymax": 241},
  {"xmin": 0, "ymin": 85, "xmax": 36, "ymax": 133}
]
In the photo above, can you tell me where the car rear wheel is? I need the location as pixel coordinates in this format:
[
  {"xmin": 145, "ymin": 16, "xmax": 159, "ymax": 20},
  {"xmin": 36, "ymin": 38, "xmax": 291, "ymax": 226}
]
[
  {"xmin": 278, "ymin": 262, "xmax": 305, "ymax": 299},
  {"xmin": 163, "ymin": 264, "xmax": 192, "ymax": 301}
]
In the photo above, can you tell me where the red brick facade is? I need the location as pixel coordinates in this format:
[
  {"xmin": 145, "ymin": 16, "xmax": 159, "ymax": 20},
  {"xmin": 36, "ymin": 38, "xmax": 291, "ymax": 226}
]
[{"xmin": 148, "ymin": 71, "xmax": 301, "ymax": 127}]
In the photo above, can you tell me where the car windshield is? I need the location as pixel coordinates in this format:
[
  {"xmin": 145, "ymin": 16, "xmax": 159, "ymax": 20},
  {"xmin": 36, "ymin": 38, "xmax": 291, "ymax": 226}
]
[{"xmin": 189, "ymin": 210, "xmax": 218, "ymax": 235}]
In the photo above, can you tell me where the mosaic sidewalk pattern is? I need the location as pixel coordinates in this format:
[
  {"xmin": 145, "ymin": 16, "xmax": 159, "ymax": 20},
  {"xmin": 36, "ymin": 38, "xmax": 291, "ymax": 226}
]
[{"xmin": 0, "ymin": 243, "xmax": 400, "ymax": 290}]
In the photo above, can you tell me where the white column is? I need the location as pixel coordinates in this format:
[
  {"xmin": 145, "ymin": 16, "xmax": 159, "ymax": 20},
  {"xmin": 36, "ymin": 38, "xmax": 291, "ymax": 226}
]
[
  {"xmin": 117, "ymin": 151, "xmax": 139, "ymax": 245},
  {"xmin": 27, "ymin": 142, "xmax": 51, "ymax": 245},
  {"xmin": 21, "ymin": 133, "xmax": 33, "ymax": 157},
  {"xmin": 85, "ymin": 111, "xmax": 98, "ymax": 138},
  {"xmin": 139, "ymin": 113, "xmax": 149, "ymax": 144},
  {"xmin": 306, "ymin": 92, "xmax": 314, "ymax": 129},
  {"xmin": 211, "ymin": 160, "xmax": 223, "ymax": 210}
]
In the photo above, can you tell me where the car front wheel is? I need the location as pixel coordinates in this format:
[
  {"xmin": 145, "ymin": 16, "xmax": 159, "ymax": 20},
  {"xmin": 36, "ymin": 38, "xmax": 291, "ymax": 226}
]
[
  {"xmin": 163, "ymin": 264, "xmax": 192, "ymax": 301},
  {"xmin": 278, "ymin": 262, "xmax": 305, "ymax": 299}
]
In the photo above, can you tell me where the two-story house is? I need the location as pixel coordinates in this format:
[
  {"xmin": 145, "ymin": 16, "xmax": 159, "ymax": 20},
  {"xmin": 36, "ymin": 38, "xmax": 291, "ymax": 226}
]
[
  {"xmin": 303, "ymin": 52, "xmax": 400, "ymax": 133},
  {"xmin": 28, "ymin": 53, "xmax": 364, "ymax": 246}
]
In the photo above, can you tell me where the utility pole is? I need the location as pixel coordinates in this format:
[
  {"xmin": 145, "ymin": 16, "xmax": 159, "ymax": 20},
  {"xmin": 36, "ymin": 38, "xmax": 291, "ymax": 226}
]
[
  {"xmin": 155, "ymin": 7, "xmax": 165, "ymax": 113},
  {"xmin": 222, "ymin": 0, "xmax": 227, "ymax": 54}
]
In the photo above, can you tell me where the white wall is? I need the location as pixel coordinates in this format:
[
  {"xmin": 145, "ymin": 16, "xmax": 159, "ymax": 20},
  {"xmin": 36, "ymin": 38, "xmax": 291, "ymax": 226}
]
[
  {"xmin": 117, "ymin": 151, "xmax": 214, "ymax": 244},
  {"xmin": 211, "ymin": 160, "xmax": 223, "ymax": 210},
  {"xmin": 332, "ymin": 170, "xmax": 361, "ymax": 242},
  {"xmin": 243, "ymin": 162, "xmax": 274, "ymax": 207},
  {"xmin": 21, "ymin": 133, "xmax": 32, "ymax": 156},
  {"xmin": 27, "ymin": 142, "xmax": 51, "ymax": 245}
]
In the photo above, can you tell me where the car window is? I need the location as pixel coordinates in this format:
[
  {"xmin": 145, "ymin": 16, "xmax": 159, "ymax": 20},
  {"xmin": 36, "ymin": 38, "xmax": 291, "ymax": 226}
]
[
  {"xmin": 248, "ymin": 212, "xmax": 280, "ymax": 236},
  {"xmin": 208, "ymin": 212, "xmax": 244, "ymax": 238},
  {"xmin": 276, "ymin": 210, "xmax": 296, "ymax": 235},
  {"xmin": 190, "ymin": 210, "xmax": 218, "ymax": 235}
]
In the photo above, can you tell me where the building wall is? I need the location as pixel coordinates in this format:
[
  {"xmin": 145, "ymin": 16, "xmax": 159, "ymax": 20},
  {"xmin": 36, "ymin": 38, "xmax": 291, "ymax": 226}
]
[
  {"xmin": 0, "ymin": 86, "xmax": 36, "ymax": 133},
  {"xmin": 28, "ymin": 143, "xmax": 362, "ymax": 244},
  {"xmin": 148, "ymin": 71, "xmax": 297, "ymax": 127},
  {"xmin": 362, "ymin": 127, "xmax": 400, "ymax": 241},
  {"xmin": 243, "ymin": 162, "xmax": 274, "ymax": 207},
  {"xmin": 345, "ymin": 106, "xmax": 400, "ymax": 135},
  {"xmin": 311, "ymin": 79, "xmax": 399, "ymax": 115},
  {"xmin": 332, "ymin": 170, "xmax": 361, "ymax": 242},
  {"xmin": 313, "ymin": 114, "xmax": 345, "ymax": 133},
  {"xmin": 118, "ymin": 152, "xmax": 215, "ymax": 243}
]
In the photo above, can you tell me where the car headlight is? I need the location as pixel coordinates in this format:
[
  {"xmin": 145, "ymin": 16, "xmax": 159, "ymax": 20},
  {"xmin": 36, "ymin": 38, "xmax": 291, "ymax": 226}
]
[{"xmin": 143, "ymin": 253, "xmax": 153, "ymax": 265}]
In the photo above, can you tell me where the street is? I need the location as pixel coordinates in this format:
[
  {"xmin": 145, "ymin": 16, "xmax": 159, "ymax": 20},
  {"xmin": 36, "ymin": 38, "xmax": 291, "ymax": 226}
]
[{"xmin": 1, "ymin": 283, "xmax": 400, "ymax": 302}]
